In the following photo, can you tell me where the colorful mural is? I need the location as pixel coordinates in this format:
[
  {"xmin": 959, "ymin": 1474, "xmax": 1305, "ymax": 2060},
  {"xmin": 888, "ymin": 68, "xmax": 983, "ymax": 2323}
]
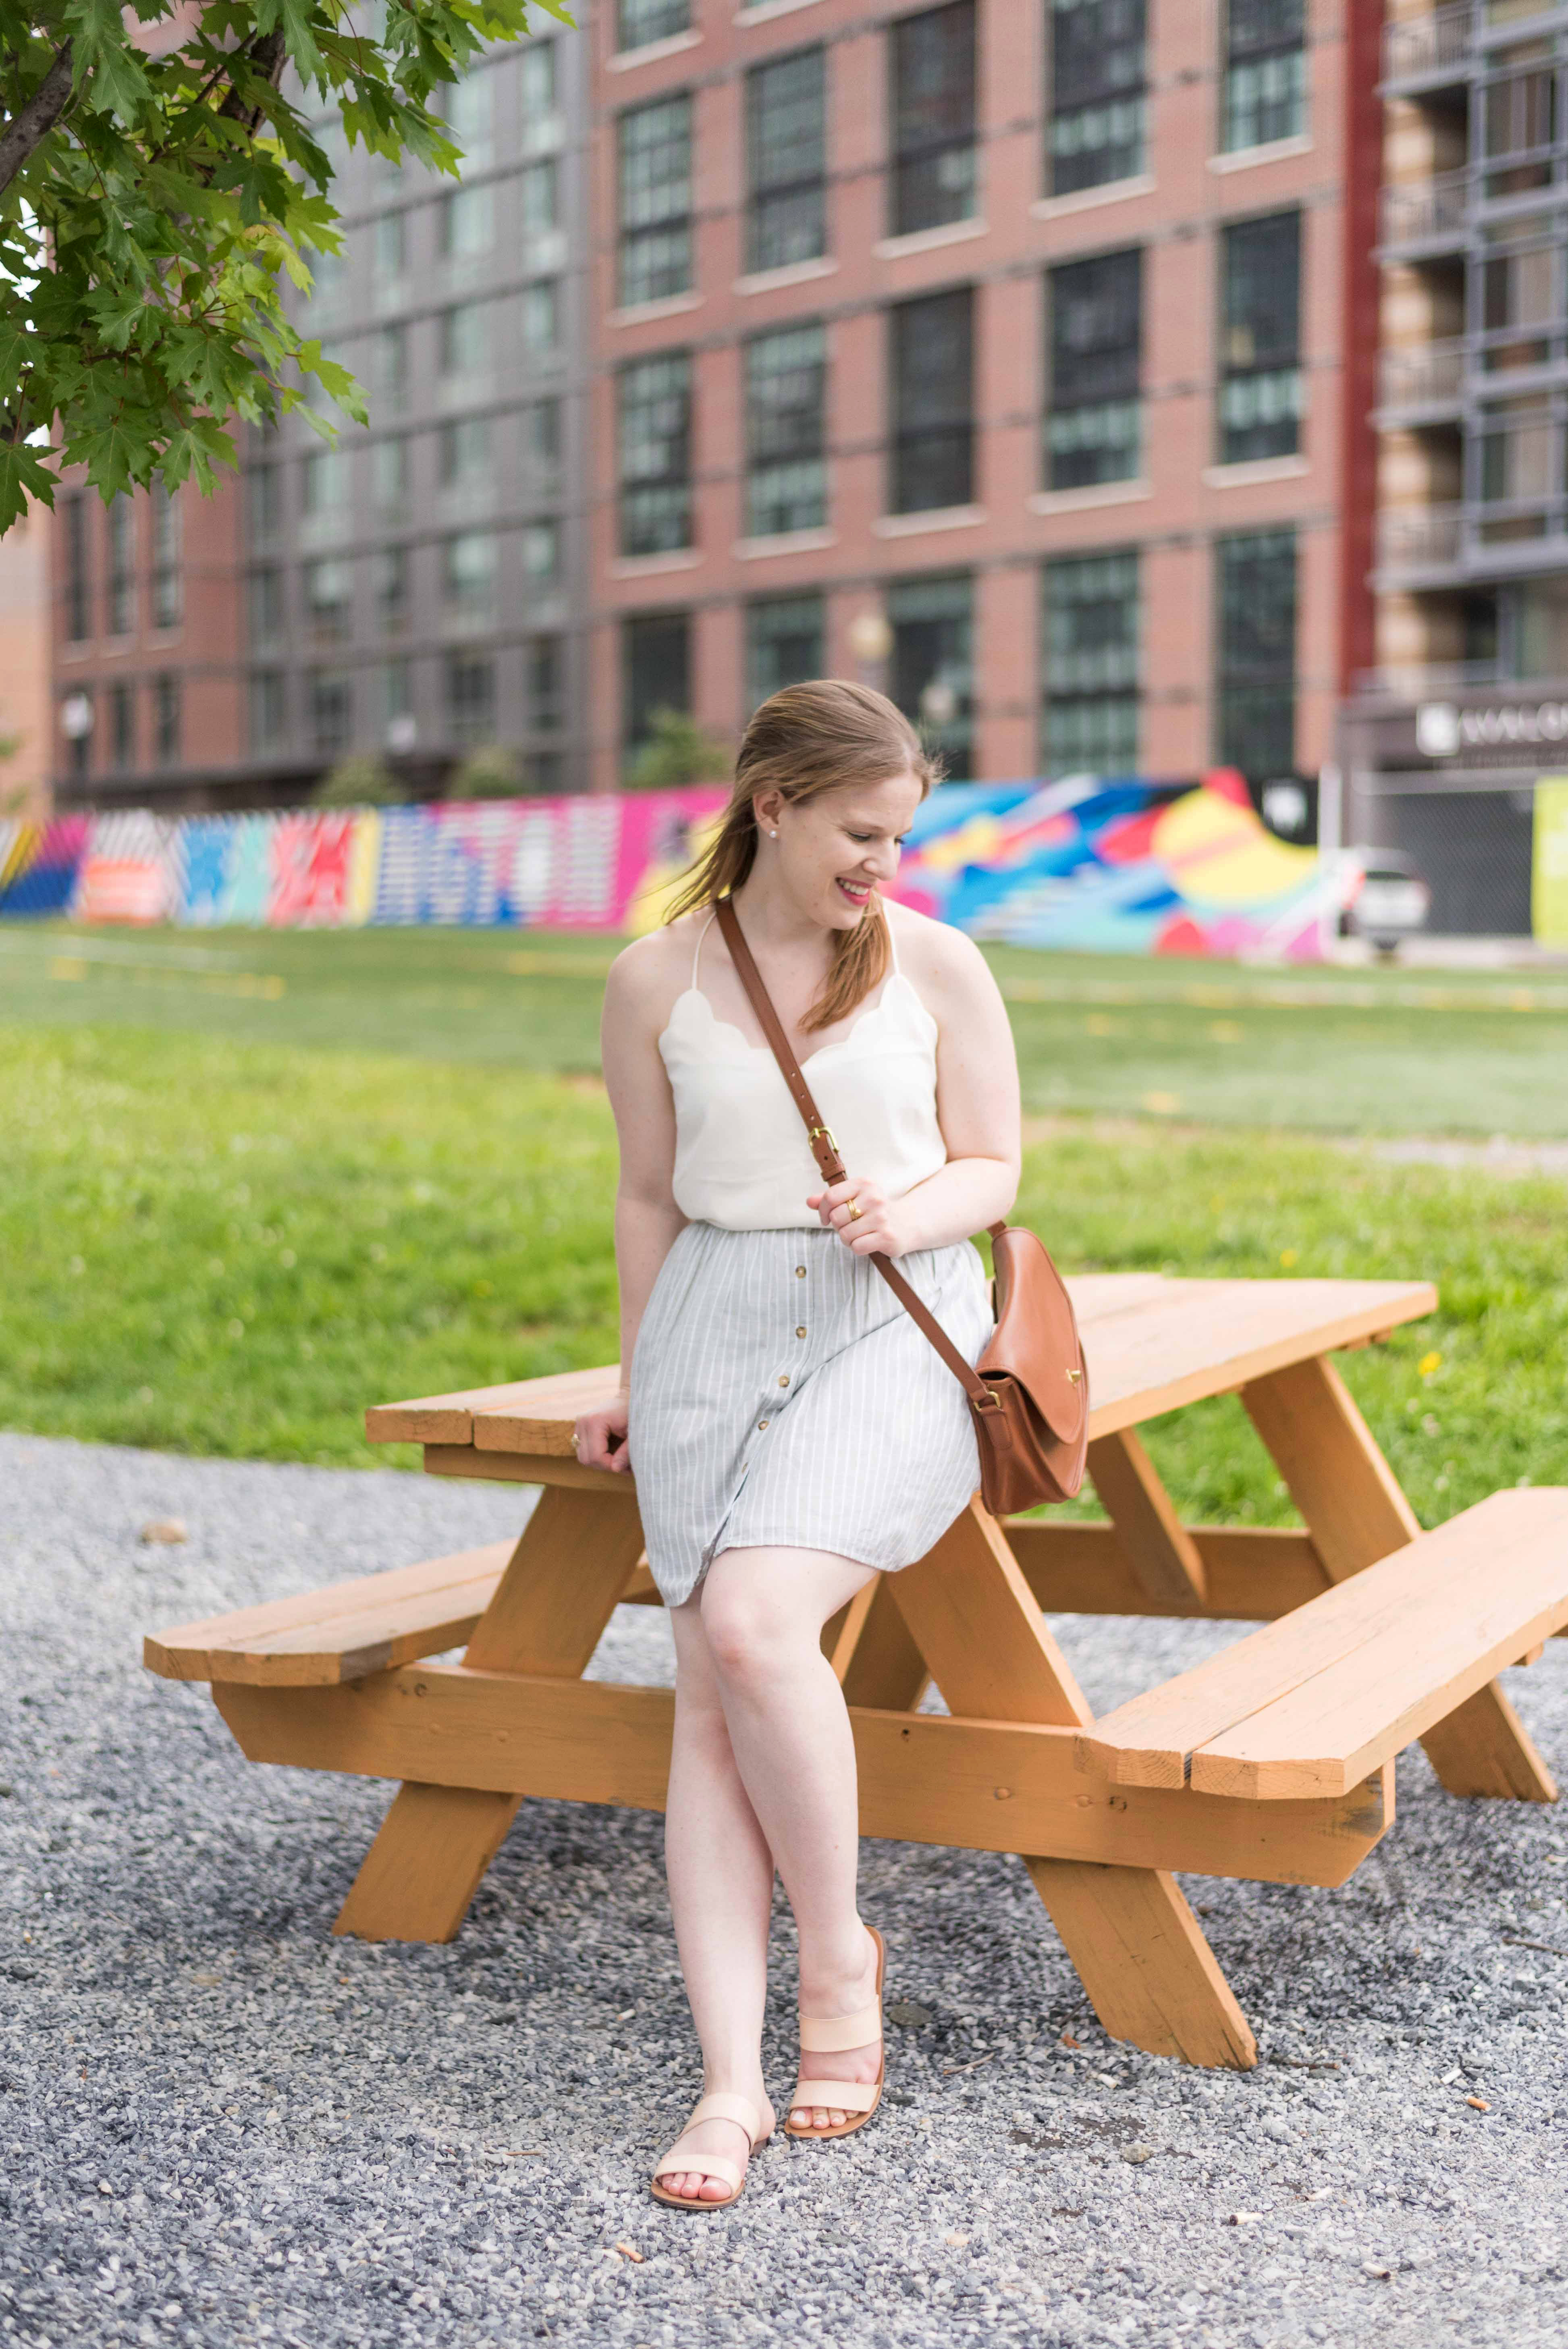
[{"xmin": 0, "ymin": 774, "xmax": 1344, "ymax": 959}]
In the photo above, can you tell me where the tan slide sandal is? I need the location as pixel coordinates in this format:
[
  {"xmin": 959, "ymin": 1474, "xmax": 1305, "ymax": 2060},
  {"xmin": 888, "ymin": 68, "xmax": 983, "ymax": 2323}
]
[
  {"xmin": 649, "ymin": 2090, "xmax": 770, "ymax": 2212},
  {"xmin": 785, "ymin": 1923, "xmax": 886, "ymax": 2141}
]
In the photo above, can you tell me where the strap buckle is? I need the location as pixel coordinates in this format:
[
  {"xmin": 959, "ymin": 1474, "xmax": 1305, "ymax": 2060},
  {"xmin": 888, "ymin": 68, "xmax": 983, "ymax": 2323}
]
[
  {"xmin": 974, "ymin": 1387, "xmax": 1005, "ymax": 1412},
  {"xmin": 807, "ymin": 1123, "xmax": 839, "ymax": 1159}
]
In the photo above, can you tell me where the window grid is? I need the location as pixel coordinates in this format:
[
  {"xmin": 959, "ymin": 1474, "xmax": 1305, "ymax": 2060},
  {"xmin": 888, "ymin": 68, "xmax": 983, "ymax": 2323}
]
[
  {"xmin": 309, "ymin": 670, "xmax": 353, "ymax": 755},
  {"xmin": 110, "ymin": 681, "xmax": 135, "ymax": 769},
  {"xmin": 618, "ymin": 0, "xmax": 690, "ymax": 50},
  {"xmin": 107, "ymin": 499, "xmax": 135, "ymax": 636},
  {"xmin": 443, "ymin": 531, "xmax": 498, "ymax": 625},
  {"xmin": 624, "ymin": 610, "xmax": 691, "ymax": 754},
  {"xmin": 1216, "ymin": 527, "xmax": 1296, "ymax": 781},
  {"xmin": 154, "ymin": 673, "xmax": 182, "ymax": 764},
  {"xmin": 891, "ymin": 2, "xmax": 978, "ymax": 237},
  {"xmin": 619, "ymin": 95, "xmax": 693, "ymax": 309},
  {"xmin": 1049, "ymin": 0, "xmax": 1146, "ymax": 197},
  {"xmin": 305, "ymin": 557, "xmax": 353, "ymax": 645},
  {"xmin": 745, "ymin": 323, "xmax": 827, "ymax": 539},
  {"xmin": 1047, "ymin": 248, "xmax": 1142, "ymax": 490},
  {"xmin": 890, "ymin": 289, "xmax": 974, "ymax": 514},
  {"xmin": 447, "ymin": 651, "xmax": 496, "ymax": 744},
  {"xmin": 746, "ymin": 594, "xmax": 825, "ymax": 712},
  {"xmin": 528, "ymin": 634, "xmax": 565, "ymax": 730},
  {"xmin": 151, "ymin": 485, "xmax": 182, "ymax": 629},
  {"xmin": 1042, "ymin": 550, "xmax": 1140, "ymax": 777},
  {"xmin": 250, "ymin": 672, "xmax": 286, "ymax": 754},
  {"xmin": 746, "ymin": 48, "xmax": 827, "ymax": 275},
  {"xmin": 62, "ymin": 497, "xmax": 89, "ymax": 641},
  {"xmin": 1219, "ymin": 211, "xmax": 1302, "ymax": 465},
  {"xmin": 888, "ymin": 571, "xmax": 974, "ymax": 780},
  {"xmin": 619, "ymin": 352, "xmax": 693, "ymax": 556},
  {"xmin": 1223, "ymin": 0, "xmax": 1307, "ymax": 154}
]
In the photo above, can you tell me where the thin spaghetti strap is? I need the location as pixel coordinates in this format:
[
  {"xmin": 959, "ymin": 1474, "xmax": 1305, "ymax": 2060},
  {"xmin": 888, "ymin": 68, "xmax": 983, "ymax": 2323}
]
[
  {"xmin": 691, "ymin": 905, "xmax": 719, "ymax": 991},
  {"xmin": 883, "ymin": 902, "xmax": 901, "ymax": 975}
]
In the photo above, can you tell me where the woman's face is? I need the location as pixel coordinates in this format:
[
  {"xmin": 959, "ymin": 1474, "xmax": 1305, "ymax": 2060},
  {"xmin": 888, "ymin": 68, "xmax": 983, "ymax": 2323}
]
[{"xmin": 755, "ymin": 770, "xmax": 924, "ymax": 932}]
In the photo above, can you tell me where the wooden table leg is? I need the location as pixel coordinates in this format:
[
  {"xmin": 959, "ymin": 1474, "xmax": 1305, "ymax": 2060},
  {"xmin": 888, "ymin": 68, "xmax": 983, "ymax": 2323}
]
[
  {"xmin": 889, "ymin": 1500, "xmax": 1256, "ymax": 2069},
  {"xmin": 824, "ymin": 1573, "xmax": 930, "ymax": 1710},
  {"xmin": 1243, "ymin": 1356, "xmax": 1556, "ymax": 1803},
  {"xmin": 1087, "ymin": 1431, "xmax": 1208, "ymax": 1608},
  {"xmin": 334, "ymin": 1480, "xmax": 648, "ymax": 1941}
]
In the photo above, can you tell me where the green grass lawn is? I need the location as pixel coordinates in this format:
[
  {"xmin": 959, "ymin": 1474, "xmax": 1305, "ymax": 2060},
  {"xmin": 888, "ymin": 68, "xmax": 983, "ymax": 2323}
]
[
  {"xmin": 4, "ymin": 918, "xmax": 1568, "ymax": 1135},
  {"xmin": 2, "ymin": 1021, "xmax": 1564, "ymax": 1531}
]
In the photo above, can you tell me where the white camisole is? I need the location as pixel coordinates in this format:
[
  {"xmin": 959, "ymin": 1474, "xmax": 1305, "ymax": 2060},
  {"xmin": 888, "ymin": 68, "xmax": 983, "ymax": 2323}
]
[{"xmin": 658, "ymin": 907, "xmax": 949, "ymax": 1230}]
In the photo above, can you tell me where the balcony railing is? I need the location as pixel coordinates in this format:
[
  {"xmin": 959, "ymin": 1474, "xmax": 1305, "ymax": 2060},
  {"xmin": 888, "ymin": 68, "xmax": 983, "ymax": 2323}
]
[
  {"xmin": 1375, "ymin": 503, "xmax": 1463, "ymax": 575},
  {"xmin": 1375, "ymin": 336, "xmax": 1466, "ymax": 416},
  {"xmin": 1379, "ymin": 168, "xmax": 1469, "ymax": 253},
  {"xmin": 1381, "ymin": 6, "xmax": 1470, "ymax": 91}
]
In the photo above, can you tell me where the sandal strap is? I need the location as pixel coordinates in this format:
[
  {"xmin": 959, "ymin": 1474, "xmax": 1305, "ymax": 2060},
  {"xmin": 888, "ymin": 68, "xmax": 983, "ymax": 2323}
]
[
  {"xmin": 789, "ymin": 2075, "xmax": 881, "ymax": 2113},
  {"xmin": 798, "ymin": 2002, "xmax": 881, "ymax": 2052},
  {"xmin": 652, "ymin": 2147, "xmax": 743, "ymax": 2192},
  {"xmin": 688, "ymin": 2090, "xmax": 762, "ymax": 2140}
]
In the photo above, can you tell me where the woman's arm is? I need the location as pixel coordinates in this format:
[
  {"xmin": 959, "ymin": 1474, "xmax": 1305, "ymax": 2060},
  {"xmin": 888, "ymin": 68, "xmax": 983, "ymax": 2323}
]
[
  {"xmin": 575, "ymin": 941, "xmax": 686, "ymax": 1470},
  {"xmin": 809, "ymin": 920, "xmax": 1021, "ymax": 1257}
]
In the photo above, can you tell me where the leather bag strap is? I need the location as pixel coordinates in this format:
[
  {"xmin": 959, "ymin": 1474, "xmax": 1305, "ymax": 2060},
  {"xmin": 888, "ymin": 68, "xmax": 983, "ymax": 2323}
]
[{"xmin": 713, "ymin": 895, "xmax": 997, "ymax": 1411}]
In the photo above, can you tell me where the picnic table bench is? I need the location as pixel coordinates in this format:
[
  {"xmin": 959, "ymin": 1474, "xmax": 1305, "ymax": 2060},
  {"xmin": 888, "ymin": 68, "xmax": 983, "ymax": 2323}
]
[{"xmin": 146, "ymin": 1271, "xmax": 1568, "ymax": 2070}]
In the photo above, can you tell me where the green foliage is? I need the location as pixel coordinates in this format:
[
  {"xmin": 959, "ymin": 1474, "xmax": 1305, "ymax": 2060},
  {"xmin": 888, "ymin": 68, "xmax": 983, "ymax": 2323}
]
[
  {"xmin": 0, "ymin": 1024, "xmax": 1564, "ymax": 1518},
  {"xmin": 0, "ymin": 0, "xmax": 572, "ymax": 532},
  {"xmin": 312, "ymin": 750, "xmax": 405, "ymax": 807},
  {"xmin": 449, "ymin": 741, "xmax": 523, "ymax": 798},
  {"xmin": 623, "ymin": 707, "xmax": 733, "ymax": 791}
]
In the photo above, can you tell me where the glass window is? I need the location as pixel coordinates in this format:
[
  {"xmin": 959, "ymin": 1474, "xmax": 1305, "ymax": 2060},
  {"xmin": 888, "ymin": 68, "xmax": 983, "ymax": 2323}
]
[
  {"xmin": 374, "ymin": 210, "xmax": 406, "ymax": 284},
  {"xmin": 440, "ymin": 185, "xmax": 494, "ymax": 260},
  {"xmin": 447, "ymin": 650, "xmax": 496, "ymax": 744},
  {"xmin": 440, "ymin": 415, "xmax": 492, "ymax": 490},
  {"xmin": 154, "ymin": 673, "xmax": 182, "ymax": 763},
  {"xmin": 746, "ymin": 594, "xmax": 825, "ymax": 710},
  {"xmin": 619, "ymin": 0, "xmax": 690, "ymax": 48},
  {"xmin": 891, "ymin": 2, "xmax": 977, "ymax": 236},
  {"xmin": 247, "ymin": 465, "xmax": 281, "ymax": 547},
  {"xmin": 623, "ymin": 610, "xmax": 690, "ymax": 754},
  {"xmin": 619, "ymin": 94, "xmax": 693, "ymax": 308},
  {"xmin": 63, "ymin": 688, "xmax": 92, "ymax": 779},
  {"xmin": 439, "ymin": 300, "xmax": 491, "ymax": 376},
  {"xmin": 1049, "ymin": 0, "xmax": 1146, "ymax": 196},
  {"xmin": 745, "ymin": 323, "xmax": 827, "ymax": 539},
  {"xmin": 889, "ymin": 288, "xmax": 974, "ymax": 514},
  {"xmin": 373, "ymin": 436, "xmax": 410, "ymax": 519},
  {"xmin": 151, "ymin": 483, "xmax": 182, "ymax": 629},
  {"xmin": 374, "ymin": 546, "xmax": 408, "ymax": 632},
  {"xmin": 1219, "ymin": 211, "xmax": 1302, "ymax": 463},
  {"xmin": 250, "ymin": 671, "xmax": 287, "ymax": 753},
  {"xmin": 106, "ymin": 498, "xmax": 135, "ymax": 636},
  {"xmin": 746, "ymin": 48, "xmax": 827, "ymax": 275},
  {"xmin": 248, "ymin": 566, "xmax": 284, "ymax": 651},
  {"xmin": 379, "ymin": 657, "xmax": 413, "ymax": 739},
  {"xmin": 1482, "ymin": 62, "xmax": 1558, "ymax": 199},
  {"xmin": 1223, "ymin": 0, "xmax": 1307, "ymax": 154},
  {"xmin": 518, "ymin": 37, "xmax": 557, "ymax": 117},
  {"xmin": 528, "ymin": 634, "xmax": 564, "ymax": 729},
  {"xmin": 619, "ymin": 351, "xmax": 693, "ymax": 555},
  {"xmin": 109, "ymin": 681, "xmax": 135, "ymax": 769},
  {"xmin": 305, "ymin": 556, "xmax": 353, "ymax": 644},
  {"xmin": 1042, "ymin": 550, "xmax": 1140, "ymax": 775},
  {"xmin": 62, "ymin": 496, "xmax": 90, "ymax": 641},
  {"xmin": 442, "ymin": 69, "xmax": 494, "ymax": 172},
  {"xmin": 374, "ymin": 323, "xmax": 406, "ymax": 416},
  {"xmin": 309, "ymin": 669, "xmax": 353, "ymax": 754},
  {"xmin": 521, "ymin": 158, "xmax": 559, "ymax": 232},
  {"xmin": 522, "ymin": 519, "xmax": 560, "ymax": 582},
  {"xmin": 522, "ymin": 397, "xmax": 562, "ymax": 482},
  {"xmin": 1046, "ymin": 247, "xmax": 1142, "ymax": 489},
  {"xmin": 443, "ymin": 531, "xmax": 498, "ymax": 623},
  {"xmin": 521, "ymin": 278, "xmax": 560, "ymax": 355},
  {"xmin": 303, "ymin": 447, "xmax": 349, "ymax": 517},
  {"xmin": 888, "ymin": 571, "xmax": 973, "ymax": 779},
  {"xmin": 1216, "ymin": 528, "xmax": 1296, "ymax": 781}
]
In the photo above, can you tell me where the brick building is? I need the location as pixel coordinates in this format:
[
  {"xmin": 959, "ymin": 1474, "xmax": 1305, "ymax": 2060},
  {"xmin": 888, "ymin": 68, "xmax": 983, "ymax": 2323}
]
[{"xmin": 588, "ymin": 0, "xmax": 1368, "ymax": 811}]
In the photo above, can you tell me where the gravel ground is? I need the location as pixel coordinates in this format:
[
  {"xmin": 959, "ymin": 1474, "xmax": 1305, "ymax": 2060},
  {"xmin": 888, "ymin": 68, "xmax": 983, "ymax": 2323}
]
[{"xmin": 2, "ymin": 1430, "xmax": 1566, "ymax": 2349}]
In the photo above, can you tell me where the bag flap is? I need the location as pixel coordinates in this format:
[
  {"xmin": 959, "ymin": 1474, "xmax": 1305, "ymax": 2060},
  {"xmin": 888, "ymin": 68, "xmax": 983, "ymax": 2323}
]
[{"xmin": 980, "ymin": 1227, "xmax": 1087, "ymax": 1445}]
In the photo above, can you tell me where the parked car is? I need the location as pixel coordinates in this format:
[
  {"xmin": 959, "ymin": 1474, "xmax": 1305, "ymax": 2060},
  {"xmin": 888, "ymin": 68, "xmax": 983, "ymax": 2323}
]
[{"xmin": 1345, "ymin": 849, "xmax": 1433, "ymax": 956}]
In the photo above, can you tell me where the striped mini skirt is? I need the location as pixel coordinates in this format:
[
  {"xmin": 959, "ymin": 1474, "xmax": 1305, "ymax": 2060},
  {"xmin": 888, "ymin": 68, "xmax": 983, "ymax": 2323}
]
[{"xmin": 626, "ymin": 1220, "xmax": 995, "ymax": 1608}]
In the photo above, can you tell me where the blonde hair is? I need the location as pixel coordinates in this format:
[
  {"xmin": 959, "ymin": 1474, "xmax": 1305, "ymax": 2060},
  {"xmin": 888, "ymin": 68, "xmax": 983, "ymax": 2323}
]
[{"xmin": 663, "ymin": 678, "xmax": 943, "ymax": 1033}]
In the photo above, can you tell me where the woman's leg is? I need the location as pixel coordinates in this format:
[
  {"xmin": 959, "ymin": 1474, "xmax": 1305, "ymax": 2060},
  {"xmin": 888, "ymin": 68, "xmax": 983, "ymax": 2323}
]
[
  {"xmin": 656, "ymin": 1593, "xmax": 779, "ymax": 2203},
  {"xmin": 699, "ymin": 1544, "xmax": 886, "ymax": 2133}
]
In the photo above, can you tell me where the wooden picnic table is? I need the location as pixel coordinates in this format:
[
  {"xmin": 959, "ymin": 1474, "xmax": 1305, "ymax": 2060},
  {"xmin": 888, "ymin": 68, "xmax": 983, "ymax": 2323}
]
[{"xmin": 148, "ymin": 1270, "xmax": 1568, "ymax": 2070}]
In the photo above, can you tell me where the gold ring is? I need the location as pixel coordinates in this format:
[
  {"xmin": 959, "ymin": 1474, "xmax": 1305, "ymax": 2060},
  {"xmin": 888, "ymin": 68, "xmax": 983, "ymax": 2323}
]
[{"xmin": 847, "ymin": 1198, "xmax": 863, "ymax": 1220}]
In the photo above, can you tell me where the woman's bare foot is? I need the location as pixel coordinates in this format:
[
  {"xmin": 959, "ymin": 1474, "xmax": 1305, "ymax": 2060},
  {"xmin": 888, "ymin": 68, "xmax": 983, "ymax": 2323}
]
[
  {"xmin": 658, "ymin": 2087, "xmax": 776, "ymax": 2205},
  {"xmin": 790, "ymin": 1923, "xmax": 881, "ymax": 2131}
]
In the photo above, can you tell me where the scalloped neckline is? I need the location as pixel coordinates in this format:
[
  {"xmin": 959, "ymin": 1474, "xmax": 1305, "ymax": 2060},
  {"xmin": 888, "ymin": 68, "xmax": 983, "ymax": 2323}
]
[{"xmin": 661, "ymin": 970, "xmax": 929, "ymax": 1070}]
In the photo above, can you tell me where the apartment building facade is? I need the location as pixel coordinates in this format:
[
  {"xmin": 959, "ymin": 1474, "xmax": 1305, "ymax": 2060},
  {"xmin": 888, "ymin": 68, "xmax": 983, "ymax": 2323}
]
[
  {"xmin": 1344, "ymin": 0, "xmax": 1568, "ymax": 934},
  {"xmin": 588, "ymin": 0, "xmax": 1367, "ymax": 810}
]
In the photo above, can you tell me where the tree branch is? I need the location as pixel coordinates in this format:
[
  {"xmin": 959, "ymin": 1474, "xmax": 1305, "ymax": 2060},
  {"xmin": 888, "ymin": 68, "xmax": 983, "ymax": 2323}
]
[{"xmin": 0, "ymin": 41, "xmax": 75, "ymax": 200}]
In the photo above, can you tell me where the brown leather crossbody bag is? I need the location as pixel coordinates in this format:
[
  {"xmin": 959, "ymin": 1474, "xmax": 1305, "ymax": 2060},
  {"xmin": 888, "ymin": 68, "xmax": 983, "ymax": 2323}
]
[{"xmin": 715, "ymin": 896, "xmax": 1089, "ymax": 1516}]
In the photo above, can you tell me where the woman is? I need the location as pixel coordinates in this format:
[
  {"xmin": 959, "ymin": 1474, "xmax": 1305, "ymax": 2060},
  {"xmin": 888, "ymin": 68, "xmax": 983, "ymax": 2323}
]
[{"xmin": 573, "ymin": 680, "xmax": 1022, "ymax": 2210}]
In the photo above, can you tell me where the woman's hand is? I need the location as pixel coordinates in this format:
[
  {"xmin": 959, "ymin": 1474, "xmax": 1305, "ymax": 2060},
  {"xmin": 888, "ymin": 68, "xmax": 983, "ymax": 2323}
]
[
  {"xmin": 574, "ymin": 1393, "xmax": 631, "ymax": 1472},
  {"xmin": 806, "ymin": 1175, "xmax": 912, "ymax": 1257}
]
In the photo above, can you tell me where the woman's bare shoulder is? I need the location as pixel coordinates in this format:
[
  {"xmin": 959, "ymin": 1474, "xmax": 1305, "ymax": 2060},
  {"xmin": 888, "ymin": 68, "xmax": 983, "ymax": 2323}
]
[
  {"xmin": 885, "ymin": 897, "xmax": 993, "ymax": 995},
  {"xmin": 606, "ymin": 910, "xmax": 712, "ymax": 1022}
]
